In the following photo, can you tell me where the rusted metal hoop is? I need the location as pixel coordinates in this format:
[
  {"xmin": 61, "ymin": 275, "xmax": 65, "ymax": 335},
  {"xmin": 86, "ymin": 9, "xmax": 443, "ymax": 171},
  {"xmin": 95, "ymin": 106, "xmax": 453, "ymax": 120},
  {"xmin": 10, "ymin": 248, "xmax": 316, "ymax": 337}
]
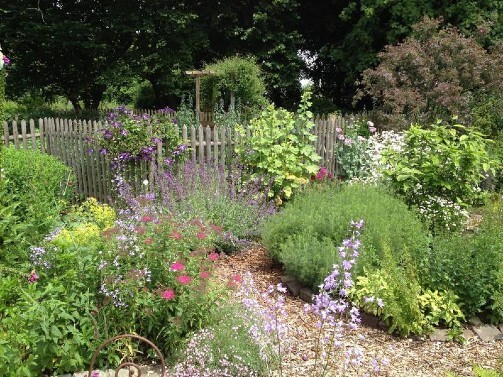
[
  {"xmin": 87, "ymin": 334, "xmax": 166, "ymax": 377},
  {"xmin": 114, "ymin": 362, "xmax": 141, "ymax": 377}
]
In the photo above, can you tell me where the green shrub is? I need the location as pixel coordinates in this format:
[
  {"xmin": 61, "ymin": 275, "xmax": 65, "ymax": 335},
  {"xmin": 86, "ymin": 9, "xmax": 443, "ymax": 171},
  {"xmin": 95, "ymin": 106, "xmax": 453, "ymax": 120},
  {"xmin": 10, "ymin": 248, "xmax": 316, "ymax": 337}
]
[
  {"xmin": 262, "ymin": 183, "xmax": 431, "ymax": 289},
  {"xmin": 201, "ymin": 56, "xmax": 267, "ymax": 115},
  {"xmin": 487, "ymin": 132, "xmax": 503, "ymax": 193},
  {"xmin": 2, "ymin": 148, "xmax": 74, "ymax": 254},
  {"xmin": 351, "ymin": 264, "xmax": 426, "ymax": 336},
  {"xmin": 0, "ymin": 280, "xmax": 97, "ymax": 376},
  {"xmin": 425, "ymin": 199, "xmax": 503, "ymax": 321},
  {"xmin": 382, "ymin": 121, "xmax": 495, "ymax": 233},
  {"xmin": 134, "ymin": 81, "xmax": 156, "ymax": 109},
  {"xmin": 0, "ymin": 183, "xmax": 29, "ymax": 264},
  {"xmin": 236, "ymin": 90, "xmax": 321, "ymax": 202}
]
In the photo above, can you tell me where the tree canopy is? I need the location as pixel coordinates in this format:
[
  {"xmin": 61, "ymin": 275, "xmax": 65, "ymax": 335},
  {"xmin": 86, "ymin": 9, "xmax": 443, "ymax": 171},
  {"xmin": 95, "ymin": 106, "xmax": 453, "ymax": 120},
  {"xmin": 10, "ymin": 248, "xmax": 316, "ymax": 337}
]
[{"xmin": 0, "ymin": 0, "xmax": 501, "ymax": 112}]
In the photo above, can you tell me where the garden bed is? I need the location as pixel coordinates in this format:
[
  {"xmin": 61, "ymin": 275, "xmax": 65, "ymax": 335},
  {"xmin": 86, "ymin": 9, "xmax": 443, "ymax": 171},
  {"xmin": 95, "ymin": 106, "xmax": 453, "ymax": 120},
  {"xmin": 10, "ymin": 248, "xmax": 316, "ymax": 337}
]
[{"xmin": 214, "ymin": 246, "xmax": 503, "ymax": 377}]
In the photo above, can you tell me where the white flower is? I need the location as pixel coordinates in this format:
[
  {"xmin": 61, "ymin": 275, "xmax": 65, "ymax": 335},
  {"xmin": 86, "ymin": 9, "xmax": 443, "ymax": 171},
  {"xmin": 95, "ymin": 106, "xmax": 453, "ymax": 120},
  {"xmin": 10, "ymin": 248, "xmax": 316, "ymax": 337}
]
[{"xmin": 142, "ymin": 179, "xmax": 149, "ymax": 186}]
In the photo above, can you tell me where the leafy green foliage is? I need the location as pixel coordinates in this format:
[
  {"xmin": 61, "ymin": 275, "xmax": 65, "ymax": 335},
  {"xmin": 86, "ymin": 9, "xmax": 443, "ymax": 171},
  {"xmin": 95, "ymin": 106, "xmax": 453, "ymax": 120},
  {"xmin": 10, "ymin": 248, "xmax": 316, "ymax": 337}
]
[
  {"xmin": 236, "ymin": 91, "xmax": 321, "ymax": 201},
  {"xmin": 418, "ymin": 289, "xmax": 465, "ymax": 329},
  {"xmin": 352, "ymin": 248, "xmax": 464, "ymax": 336},
  {"xmin": 0, "ymin": 281, "xmax": 97, "ymax": 376},
  {"xmin": 262, "ymin": 183, "xmax": 431, "ymax": 290},
  {"xmin": 202, "ymin": 56, "xmax": 267, "ymax": 116},
  {"xmin": 2, "ymin": 148, "xmax": 74, "ymax": 257},
  {"xmin": 486, "ymin": 132, "xmax": 503, "ymax": 193},
  {"xmin": 424, "ymin": 199, "xmax": 503, "ymax": 320},
  {"xmin": 0, "ymin": 182, "xmax": 29, "ymax": 263},
  {"xmin": 382, "ymin": 121, "xmax": 495, "ymax": 232},
  {"xmin": 351, "ymin": 265, "xmax": 426, "ymax": 336}
]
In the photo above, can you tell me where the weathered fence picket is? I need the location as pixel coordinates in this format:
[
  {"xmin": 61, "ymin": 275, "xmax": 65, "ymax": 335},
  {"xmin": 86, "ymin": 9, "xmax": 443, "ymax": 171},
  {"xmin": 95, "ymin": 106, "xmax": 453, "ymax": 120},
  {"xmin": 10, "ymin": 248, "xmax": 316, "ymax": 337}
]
[{"xmin": 2, "ymin": 115, "xmax": 357, "ymax": 202}]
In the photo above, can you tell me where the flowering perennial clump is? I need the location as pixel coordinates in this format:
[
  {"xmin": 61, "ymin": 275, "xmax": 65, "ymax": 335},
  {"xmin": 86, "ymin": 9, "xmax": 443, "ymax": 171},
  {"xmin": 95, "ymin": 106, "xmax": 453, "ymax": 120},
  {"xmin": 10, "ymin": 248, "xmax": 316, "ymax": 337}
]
[
  {"xmin": 91, "ymin": 105, "xmax": 187, "ymax": 169},
  {"xmin": 334, "ymin": 119, "xmax": 378, "ymax": 179},
  {"xmin": 304, "ymin": 219, "xmax": 389, "ymax": 376}
]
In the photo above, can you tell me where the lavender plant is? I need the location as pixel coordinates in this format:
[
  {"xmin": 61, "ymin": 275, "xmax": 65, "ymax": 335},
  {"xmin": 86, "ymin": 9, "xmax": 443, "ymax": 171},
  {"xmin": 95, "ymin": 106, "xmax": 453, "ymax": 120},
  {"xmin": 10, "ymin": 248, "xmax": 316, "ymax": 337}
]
[{"xmin": 156, "ymin": 161, "xmax": 276, "ymax": 253}]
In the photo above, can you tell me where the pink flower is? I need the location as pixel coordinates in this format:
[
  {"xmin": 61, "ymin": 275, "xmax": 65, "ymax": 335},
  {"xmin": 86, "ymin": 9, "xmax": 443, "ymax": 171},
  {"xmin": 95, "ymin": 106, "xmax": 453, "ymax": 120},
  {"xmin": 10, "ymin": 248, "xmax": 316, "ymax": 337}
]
[
  {"xmin": 208, "ymin": 252, "xmax": 219, "ymax": 261},
  {"xmin": 170, "ymin": 231, "xmax": 182, "ymax": 240},
  {"xmin": 161, "ymin": 289, "xmax": 176, "ymax": 300},
  {"xmin": 344, "ymin": 138, "xmax": 353, "ymax": 146},
  {"xmin": 135, "ymin": 226, "xmax": 146, "ymax": 235},
  {"xmin": 228, "ymin": 274, "xmax": 242, "ymax": 288},
  {"xmin": 316, "ymin": 166, "xmax": 332, "ymax": 181},
  {"xmin": 144, "ymin": 237, "xmax": 153, "ymax": 245},
  {"xmin": 177, "ymin": 275, "xmax": 191, "ymax": 285},
  {"xmin": 200, "ymin": 271, "xmax": 210, "ymax": 279},
  {"xmin": 210, "ymin": 224, "xmax": 223, "ymax": 232},
  {"xmin": 141, "ymin": 215, "xmax": 153, "ymax": 222},
  {"xmin": 335, "ymin": 127, "xmax": 343, "ymax": 133},
  {"xmin": 28, "ymin": 271, "xmax": 39, "ymax": 283},
  {"xmin": 196, "ymin": 232, "xmax": 206, "ymax": 239},
  {"xmin": 337, "ymin": 134, "xmax": 345, "ymax": 140},
  {"xmin": 170, "ymin": 261, "xmax": 185, "ymax": 271},
  {"xmin": 369, "ymin": 126, "xmax": 377, "ymax": 133}
]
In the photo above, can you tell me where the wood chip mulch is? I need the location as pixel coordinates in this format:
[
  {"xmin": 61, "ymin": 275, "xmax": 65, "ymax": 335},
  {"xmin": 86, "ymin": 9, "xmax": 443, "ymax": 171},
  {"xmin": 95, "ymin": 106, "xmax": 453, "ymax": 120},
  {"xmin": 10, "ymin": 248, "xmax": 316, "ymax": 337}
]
[{"xmin": 214, "ymin": 246, "xmax": 503, "ymax": 377}]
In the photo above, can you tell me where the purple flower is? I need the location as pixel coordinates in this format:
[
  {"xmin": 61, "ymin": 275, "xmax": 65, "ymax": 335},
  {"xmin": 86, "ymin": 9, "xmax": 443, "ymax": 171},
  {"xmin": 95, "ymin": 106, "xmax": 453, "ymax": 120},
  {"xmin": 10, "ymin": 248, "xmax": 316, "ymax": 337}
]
[{"xmin": 3, "ymin": 55, "xmax": 10, "ymax": 65}]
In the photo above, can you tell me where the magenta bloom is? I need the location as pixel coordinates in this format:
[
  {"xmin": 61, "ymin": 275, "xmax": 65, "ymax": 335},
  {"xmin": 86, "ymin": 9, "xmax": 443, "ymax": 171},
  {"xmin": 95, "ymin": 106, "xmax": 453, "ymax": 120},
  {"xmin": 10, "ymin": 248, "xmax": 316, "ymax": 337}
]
[
  {"xmin": 28, "ymin": 271, "xmax": 39, "ymax": 283},
  {"xmin": 177, "ymin": 275, "xmax": 191, "ymax": 285},
  {"xmin": 3, "ymin": 55, "xmax": 10, "ymax": 65},
  {"xmin": 170, "ymin": 261, "xmax": 185, "ymax": 271},
  {"xmin": 161, "ymin": 289, "xmax": 176, "ymax": 300},
  {"xmin": 200, "ymin": 271, "xmax": 210, "ymax": 279},
  {"xmin": 208, "ymin": 252, "xmax": 219, "ymax": 261},
  {"xmin": 196, "ymin": 232, "xmax": 207, "ymax": 239}
]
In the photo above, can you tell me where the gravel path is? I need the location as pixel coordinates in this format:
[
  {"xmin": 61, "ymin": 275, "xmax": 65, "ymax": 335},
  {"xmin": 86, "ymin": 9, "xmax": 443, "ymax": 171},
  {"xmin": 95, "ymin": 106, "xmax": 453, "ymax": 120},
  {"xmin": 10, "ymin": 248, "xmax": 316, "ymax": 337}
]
[{"xmin": 215, "ymin": 246, "xmax": 503, "ymax": 377}]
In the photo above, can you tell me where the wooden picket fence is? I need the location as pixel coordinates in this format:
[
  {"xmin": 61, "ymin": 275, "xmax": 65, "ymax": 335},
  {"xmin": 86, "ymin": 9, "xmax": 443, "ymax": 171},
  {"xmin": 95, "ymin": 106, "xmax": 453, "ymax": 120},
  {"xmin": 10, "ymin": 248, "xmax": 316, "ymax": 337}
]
[{"xmin": 2, "ymin": 115, "xmax": 355, "ymax": 202}]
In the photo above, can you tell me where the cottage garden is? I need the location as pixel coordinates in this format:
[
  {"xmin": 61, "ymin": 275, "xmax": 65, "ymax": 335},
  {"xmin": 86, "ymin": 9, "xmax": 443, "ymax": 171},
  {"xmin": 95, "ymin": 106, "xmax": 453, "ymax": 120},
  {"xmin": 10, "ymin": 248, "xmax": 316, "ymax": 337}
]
[{"xmin": 1, "ymin": 49, "xmax": 503, "ymax": 376}]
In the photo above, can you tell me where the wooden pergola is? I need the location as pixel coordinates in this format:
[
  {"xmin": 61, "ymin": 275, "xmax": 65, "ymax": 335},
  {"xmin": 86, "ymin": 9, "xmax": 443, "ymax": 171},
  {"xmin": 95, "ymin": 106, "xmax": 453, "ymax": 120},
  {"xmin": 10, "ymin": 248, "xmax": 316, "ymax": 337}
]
[{"xmin": 185, "ymin": 70, "xmax": 215, "ymax": 119}]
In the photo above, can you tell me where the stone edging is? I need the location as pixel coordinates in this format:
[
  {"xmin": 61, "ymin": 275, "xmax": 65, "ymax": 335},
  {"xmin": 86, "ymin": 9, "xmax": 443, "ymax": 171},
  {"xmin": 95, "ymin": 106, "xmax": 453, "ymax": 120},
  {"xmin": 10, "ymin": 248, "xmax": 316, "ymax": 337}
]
[{"xmin": 281, "ymin": 275, "xmax": 503, "ymax": 343}]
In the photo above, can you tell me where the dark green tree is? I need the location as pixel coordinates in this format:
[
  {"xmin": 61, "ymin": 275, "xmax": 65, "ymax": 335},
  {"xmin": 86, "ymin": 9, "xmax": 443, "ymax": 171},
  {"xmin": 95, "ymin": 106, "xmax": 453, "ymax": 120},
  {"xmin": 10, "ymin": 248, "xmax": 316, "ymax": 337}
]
[{"xmin": 0, "ymin": 1, "xmax": 138, "ymax": 111}]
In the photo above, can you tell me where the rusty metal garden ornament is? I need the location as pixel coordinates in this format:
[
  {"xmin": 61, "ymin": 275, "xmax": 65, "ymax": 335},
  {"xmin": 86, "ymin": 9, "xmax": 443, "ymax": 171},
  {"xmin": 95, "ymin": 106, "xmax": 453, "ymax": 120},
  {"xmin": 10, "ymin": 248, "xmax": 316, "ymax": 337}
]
[{"xmin": 87, "ymin": 334, "xmax": 166, "ymax": 377}]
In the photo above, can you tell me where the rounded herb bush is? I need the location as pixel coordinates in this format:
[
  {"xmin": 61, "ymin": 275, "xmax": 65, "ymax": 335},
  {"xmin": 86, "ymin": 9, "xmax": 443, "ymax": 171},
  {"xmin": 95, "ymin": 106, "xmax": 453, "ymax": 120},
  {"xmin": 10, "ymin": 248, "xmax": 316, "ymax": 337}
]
[
  {"xmin": 2, "ymin": 147, "xmax": 75, "ymax": 253},
  {"xmin": 262, "ymin": 183, "xmax": 431, "ymax": 290}
]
